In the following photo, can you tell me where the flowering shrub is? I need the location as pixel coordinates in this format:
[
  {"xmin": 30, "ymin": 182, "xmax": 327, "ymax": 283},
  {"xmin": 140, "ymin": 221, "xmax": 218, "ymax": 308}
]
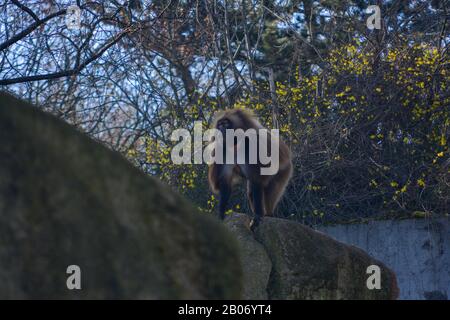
[{"xmin": 127, "ymin": 42, "xmax": 449, "ymax": 224}]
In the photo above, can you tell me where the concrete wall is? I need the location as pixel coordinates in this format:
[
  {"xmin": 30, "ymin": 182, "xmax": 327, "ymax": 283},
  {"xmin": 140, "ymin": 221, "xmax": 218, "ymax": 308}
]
[{"xmin": 316, "ymin": 217, "xmax": 450, "ymax": 300}]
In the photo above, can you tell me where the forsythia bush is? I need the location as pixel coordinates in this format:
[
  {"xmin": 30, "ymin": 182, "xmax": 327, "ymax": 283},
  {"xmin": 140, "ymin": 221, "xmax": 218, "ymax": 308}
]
[{"xmin": 127, "ymin": 42, "xmax": 449, "ymax": 225}]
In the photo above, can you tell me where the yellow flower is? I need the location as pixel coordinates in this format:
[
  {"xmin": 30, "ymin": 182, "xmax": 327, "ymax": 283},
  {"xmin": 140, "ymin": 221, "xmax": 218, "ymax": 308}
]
[
  {"xmin": 440, "ymin": 135, "xmax": 447, "ymax": 146},
  {"xmin": 417, "ymin": 179, "xmax": 426, "ymax": 188}
]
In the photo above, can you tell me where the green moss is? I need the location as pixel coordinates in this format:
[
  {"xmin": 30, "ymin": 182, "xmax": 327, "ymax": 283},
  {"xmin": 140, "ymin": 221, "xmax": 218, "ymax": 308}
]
[{"xmin": 0, "ymin": 92, "xmax": 242, "ymax": 299}]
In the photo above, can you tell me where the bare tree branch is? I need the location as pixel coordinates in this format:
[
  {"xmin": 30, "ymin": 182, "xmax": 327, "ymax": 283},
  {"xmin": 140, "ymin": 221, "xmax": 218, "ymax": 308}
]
[
  {"xmin": 0, "ymin": 29, "xmax": 129, "ymax": 85},
  {"xmin": 0, "ymin": 8, "xmax": 67, "ymax": 52}
]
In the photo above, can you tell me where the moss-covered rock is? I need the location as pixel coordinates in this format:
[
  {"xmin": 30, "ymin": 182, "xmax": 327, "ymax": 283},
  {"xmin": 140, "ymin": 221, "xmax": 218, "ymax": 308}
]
[
  {"xmin": 224, "ymin": 214, "xmax": 271, "ymax": 299},
  {"xmin": 226, "ymin": 213, "xmax": 399, "ymax": 300},
  {"xmin": 0, "ymin": 92, "xmax": 242, "ymax": 299}
]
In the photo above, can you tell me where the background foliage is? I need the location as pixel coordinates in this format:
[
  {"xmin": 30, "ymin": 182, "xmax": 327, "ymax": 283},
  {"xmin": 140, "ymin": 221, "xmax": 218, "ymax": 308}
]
[{"xmin": 1, "ymin": 0, "xmax": 448, "ymax": 225}]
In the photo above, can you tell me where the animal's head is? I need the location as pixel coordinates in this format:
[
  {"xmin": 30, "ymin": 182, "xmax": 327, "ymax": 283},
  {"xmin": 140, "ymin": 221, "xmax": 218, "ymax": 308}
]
[{"xmin": 212, "ymin": 108, "xmax": 259, "ymax": 135}]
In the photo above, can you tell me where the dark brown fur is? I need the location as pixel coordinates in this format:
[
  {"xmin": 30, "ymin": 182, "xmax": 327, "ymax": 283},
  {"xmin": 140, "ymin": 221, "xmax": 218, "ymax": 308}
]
[{"xmin": 208, "ymin": 109, "xmax": 293, "ymax": 230}]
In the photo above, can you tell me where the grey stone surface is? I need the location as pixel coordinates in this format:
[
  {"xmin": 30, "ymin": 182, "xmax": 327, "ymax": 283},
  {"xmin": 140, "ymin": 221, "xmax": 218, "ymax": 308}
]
[
  {"xmin": 225, "ymin": 214, "xmax": 271, "ymax": 299},
  {"xmin": 317, "ymin": 217, "xmax": 450, "ymax": 300},
  {"xmin": 226, "ymin": 213, "xmax": 399, "ymax": 299},
  {"xmin": 0, "ymin": 92, "xmax": 242, "ymax": 299}
]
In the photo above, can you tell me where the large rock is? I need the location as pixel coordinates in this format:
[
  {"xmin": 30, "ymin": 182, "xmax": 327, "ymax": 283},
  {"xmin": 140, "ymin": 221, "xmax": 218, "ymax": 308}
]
[
  {"xmin": 225, "ymin": 214, "xmax": 271, "ymax": 299},
  {"xmin": 226, "ymin": 213, "xmax": 399, "ymax": 300},
  {"xmin": 0, "ymin": 92, "xmax": 242, "ymax": 299}
]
